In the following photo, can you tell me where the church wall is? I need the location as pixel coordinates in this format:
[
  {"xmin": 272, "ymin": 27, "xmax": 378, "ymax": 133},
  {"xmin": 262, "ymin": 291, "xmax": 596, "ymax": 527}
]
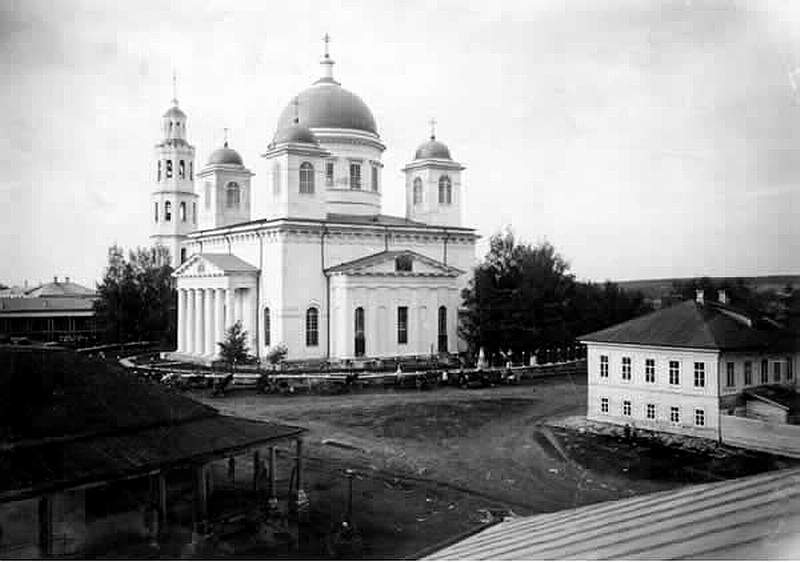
[{"xmin": 318, "ymin": 139, "xmax": 382, "ymax": 216}]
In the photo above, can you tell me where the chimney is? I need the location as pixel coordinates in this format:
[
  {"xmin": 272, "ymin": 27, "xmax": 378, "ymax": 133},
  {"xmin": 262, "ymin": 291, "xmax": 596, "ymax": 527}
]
[
  {"xmin": 695, "ymin": 289, "xmax": 705, "ymax": 304},
  {"xmin": 718, "ymin": 289, "xmax": 728, "ymax": 305},
  {"xmin": 53, "ymin": 276, "xmax": 58, "ymax": 283},
  {"xmin": 65, "ymin": 276, "xmax": 70, "ymax": 284}
]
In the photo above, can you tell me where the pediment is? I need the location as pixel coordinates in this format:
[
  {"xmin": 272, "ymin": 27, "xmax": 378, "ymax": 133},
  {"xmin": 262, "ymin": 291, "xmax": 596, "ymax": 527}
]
[
  {"xmin": 173, "ymin": 253, "xmax": 258, "ymax": 278},
  {"xmin": 326, "ymin": 250, "xmax": 463, "ymax": 277}
]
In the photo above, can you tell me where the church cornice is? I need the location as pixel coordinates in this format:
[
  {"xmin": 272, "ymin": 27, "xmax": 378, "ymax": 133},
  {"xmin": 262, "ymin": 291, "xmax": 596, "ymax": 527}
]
[{"xmin": 402, "ymin": 159, "xmax": 465, "ymax": 172}]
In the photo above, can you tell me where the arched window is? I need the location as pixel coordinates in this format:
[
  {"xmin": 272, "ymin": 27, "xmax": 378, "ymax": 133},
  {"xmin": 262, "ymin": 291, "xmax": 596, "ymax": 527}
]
[
  {"xmin": 164, "ymin": 200, "xmax": 172, "ymax": 222},
  {"xmin": 226, "ymin": 182, "xmax": 241, "ymax": 208},
  {"xmin": 263, "ymin": 307, "xmax": 271, "ymax": 347},
  {"xmin": 438, "ymin": 175, "xmax": 452, "ymax": 204},
  {"xmin": 192, "ymin": 202, "xmax": 197, "ymax": 223},
  {"xmin": 157, "ymin": 160, "xmax": 162, "ymax": 182},
  {"xmin": 413, "ymin": 177, "xmax": 423, "ymax": 205},
  {"xmin": 179, "ymin": 160, "xmax": 185, "ymax": 179},
  {"xmin": 371, "ymin": 164, "xmax": 379, "ymax": 192},
  {"xmin": 299, "ymin": 162, "xmax": 315, "ymax": 193},
  {"xmin": 166, "ymin": 159, "xmax": 173, "ymax": 179},
  {"xmin": 189, "ymin": 161, "xmax": 193, "ymax": 180},
  {"xmin": 438, "ymin": 306, "xmax": 448, "ymax": 353},
  {"xmin": 154, "ymin": 202, "xmax": 158, "ymax": 222},
  {"xmin": 273, "ymin": 162, "xmax": 281, "ymax": 195},
  {"xmin": 180, "ymin": 248, "xmax": 187, "ymax": 263},
  {"xmin": 354, "ymin": 307, "xmax": 365, "ymax": 356},
  {"xmin": 179, "ymin": 201, "xmax": 186, "ymax": 222},
  {"xmin": 306, "ymin": 307, "xmax": 319, "ymax": 346}
]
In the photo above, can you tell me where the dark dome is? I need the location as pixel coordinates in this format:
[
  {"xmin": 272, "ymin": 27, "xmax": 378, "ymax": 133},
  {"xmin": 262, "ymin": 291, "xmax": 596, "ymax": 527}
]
[
  {"xmin": 272, "ymin": 122, "xmax": 319, "ymax": 146},
  {"xmin": 415, "ymin": 137, "xmax": 452, "ymax": 160},
  {"xmin": 207, "ymin": 144, "xmax": 243, "ymax": 166},
  {"xmin": 276, "ymin": 81, "xmax": 378, "ymax": 135},
  {"xmin": 163, "ymin": 103, "xmax": 186, "ymax": 119}
]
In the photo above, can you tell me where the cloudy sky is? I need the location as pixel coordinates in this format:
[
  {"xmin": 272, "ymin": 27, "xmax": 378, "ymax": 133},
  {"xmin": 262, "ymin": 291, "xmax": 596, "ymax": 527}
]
[{"xmin": 2, "ymin": 0, "xmax": 799, "ymax": 287}]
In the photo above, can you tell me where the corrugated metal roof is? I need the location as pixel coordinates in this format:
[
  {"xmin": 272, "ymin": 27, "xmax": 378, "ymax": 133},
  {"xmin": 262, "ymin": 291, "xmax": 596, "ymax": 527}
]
[
  {"xmin": 580, "ymin": 300, "xmax": 786, "ymax": 351},
  {"xmin": 426, "ymin": 468, "xmax": 800, "ymax": 560},
  {"xmin": 25, "ymin": 280, "xmax": 96, "ymax": 298}
]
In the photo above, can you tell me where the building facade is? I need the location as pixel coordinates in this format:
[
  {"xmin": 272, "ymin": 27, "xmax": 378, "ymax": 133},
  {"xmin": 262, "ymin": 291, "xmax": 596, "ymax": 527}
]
[
  {"xmin": 581, "ymin": 290, "xmax": 798, "ymax": 438},
  {"xmin": 163, "ymin": 43, "xmax": 477, "ymax": 362}
]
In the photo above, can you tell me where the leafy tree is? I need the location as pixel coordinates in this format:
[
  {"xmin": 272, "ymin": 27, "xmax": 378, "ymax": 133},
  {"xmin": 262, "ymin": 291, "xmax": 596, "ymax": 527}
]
[
  {"xmin": 218, "ymin": 321, "xmax": 250, "ymax": 368},
  {"xmin": 265, "ymin": 343, "xmax": 288, "ymax": 365},
  {"xmin": 460, "ymin": 228, "xmax": 650, "ymax": 358},
  {"xmin": 94, "ymin": 244, "xmax": 175, "ymax": 343}
]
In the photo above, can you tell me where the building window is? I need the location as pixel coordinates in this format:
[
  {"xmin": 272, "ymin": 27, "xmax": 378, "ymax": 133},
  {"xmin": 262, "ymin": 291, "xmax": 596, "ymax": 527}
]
[
  {"xmin": 226, "ymin": 182, "xmax": 241, "ymax": 208},
  {"xmin": 325, "ymin": 161, "xmax": 334, "ymax": 186},
  {"xmin": 371, "ymin": 164, "xmax": 379, "ymax": 192},
  {"xmin": 600, "ymin": 397, "xmax": 609, "ymax": 413},
  {"xmin": 600, "ymin": 355, "xmax": 609, "ymax": 378},
  {"xmin": 154, "ymin": 202, "xmax": 158, "ymax": 222},
  {"xmin": 622, "ymin": 400, "xmax": 631, "ymax": 416},
  {"xmin": 413, "ymin": 178, "xmax": 423, "ymax": 205},
  {"xmin": 263, "ymin": 307, "xmax": 270, "ymax": 347},
  {"xmin": 299, "ymin": 162, "xmax": 315, "ymax": 193},
  {"xmin": 773, "ymin": 361, "xmax": 781, "ymax": 382},
  {"xmin": 438, "ymin": 175, "xmax": 452, "ymax": 204},
  {"xmin": 354, "ymin": 307, "xmax": 365, "ymax": 357},
  {"xmin": 166, "ymin": 159, "xmax": 173, "ymax": 178},
  {"xmin": 192, "ymin": 202, "xmax": 197, "ymax": 224},
  {"xmin": 438, "ymin": 306, "xmax": 447, "ymax": 353},
  {"xmin": 180, "ymin": 248, "xmax": 187, "ymax": 263},
  {"xmin": 669, "ymin": 360, "xmax": 680, "ymax": 385},
  {"xmin": 726, "ymin": 361, "xmax": 735, "ymax": 388},
  {"xmin": 395, "ymin": 255, "xmax": 412, "ymax": 272},
  {"xmin": 670, "ymin": 406, "xmax": 680, "ymax": 424},
  {"xmin": 646, "ymin": 403, "xmax": 656, "ymax": 419},
  {"xmin": 694, "ymin": 362, "xmax": 705, "ymax": 388},
  {"xmin": 179, "ymin": 201, "xmax": 186, "ymax": 222},
  {"xmin": 788, "ymin": 358, "xmax": 794, "ymax": 381},
  {"xmin": 349, "ymin": 162, "xmax": 362, "ymax": 190},
  {"xmin": 621, "ymin": 356, "xmax": 631, "ymax": 381},
  {"xmin": 157, "ymin": 160, "xmax": 162, "ymax": 182},
  {"xmin": 164, "ymin": 200, "xmax": 172, "ymax": 222},
  {"xmin": 645, "ymin": 358, "xmax": 655, "ymax": 383},
  {"xmin": 204, "ymin": 182, "xmax": 211, "ymax": 209},
  {"xmin": 306, "ymin": 307, "xmax": 319, "ymax": 347},
  {"xmin": 273, "ymin": 162, "xmax": 281, "ymax": 194},
  {"xmin": 761, "ymin": 359, "xmax": 768, "ymax": 384},
  {"xmin": 695, "ymin": 408, "xmax": 705, "ymax": 427},
  {"xmin": 189, "ymin": 161, "xmax": 193, "ymax": 180},
  {"xmin": 744, "ymin": 360, "xmax": 753, "ymax": 385},
  {"xmin": 397, "ymin": 306, "xmax": 408, "ymax": 344},
  {"xmin": 179, "ymin": 159, "xmax": 185, "ymax": 179}
]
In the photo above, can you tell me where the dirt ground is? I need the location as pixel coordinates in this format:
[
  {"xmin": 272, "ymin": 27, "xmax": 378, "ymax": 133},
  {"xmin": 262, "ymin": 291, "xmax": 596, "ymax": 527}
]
[{"xmin": 189, "ymin": 374, "xmax": 795, "ymax": 559}]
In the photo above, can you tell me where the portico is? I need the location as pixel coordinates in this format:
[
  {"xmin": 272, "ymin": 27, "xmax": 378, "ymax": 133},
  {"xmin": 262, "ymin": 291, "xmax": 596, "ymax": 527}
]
[{"xmin": 173, "ymin": 254, "xmax": 259, "ymax": 363}]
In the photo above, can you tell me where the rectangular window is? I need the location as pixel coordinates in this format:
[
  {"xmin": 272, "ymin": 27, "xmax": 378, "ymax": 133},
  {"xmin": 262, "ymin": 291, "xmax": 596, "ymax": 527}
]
[
  {"xmin": 599, "ymin": 355, "xmax": 609, "ymax": 378},
  {"xmin": 645, "ymin": 358, "xmax": 655, "ymax": 383},
  {"xmin": 326, "ymin": 161, "xmax": 334, "ymax": 186},
  {"xmin": 694, "ymin": 362, "xmax": 705, "ymax": 388},
  {"xmin": 349, "ymin": 162, "xmax": 362, "ymax": 190},
  {"xmin": 600, "ymin": 397, "xmax": 609, "ymax": 413},
  {"xmin": 669, "ymin": 361, "xmax": 680, "ymax": 385},
  {"xmin": 166, "ymin": 159, "xmax": 173, "ymax": 178},
  {"xmin": 726, "ymin": 361, "xmax": 735, "ymax": 388},
  {"xmin": 621, "ymin": 357, "xmax": 631, "ymax": 381},
  {"xmin": 788, "ymin": 358, "xmax": 794, "ymax": 381},
  {"xmin": 192, "ymin": 202, "xmax": 197, "ymax": 224},
  {"xmin": 761, "ymin": 359, "xmax": 769, "ymax": 384},
  {"xmin": 695, "ymin": 408, "xmax": 705, "ymax": 427},
  {"xmin": 670, "ymin": 406, "xmax": 680, "ymax": 424},
  {"xmin": 371, "ymin": 164, "xmax": 379, "ymax": 191},
  {"xmin": 646, "ymin": 403, "xmax": 656, "ymax": 419},
  {"xmin": 744, "ymin": 360, "xmax": 752, "ymax": 385},
  {"xmin": 154, "ymin": 202, "xmax": 158, "ymax": 222},
  {"xmin": 204, "ymin": 183, "xmax": 211, "ymax": 209},
  {"xmin": 179, "ymin": 159, "xmax": 185, "ymax": 179},
  {"xmin": 622, "ymin": 400, "xmax": 631, "ymax": 416},
  {"xmin": 397, "ymin": 306, "xmax": 408, "ymax": 344},
  {"xmin": 773, "ymin": 361, "xmax": 781, "ymax": 382}
]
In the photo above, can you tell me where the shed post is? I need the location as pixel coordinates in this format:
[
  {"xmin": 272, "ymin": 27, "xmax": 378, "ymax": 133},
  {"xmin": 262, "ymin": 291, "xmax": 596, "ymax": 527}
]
[
  {"xmin": 157, "ymin": 472, "xmax": 167, "ymax": 530},
  {"xmin": 268, "ymin": 446, "xmax": 278, "ymax": 511},
  {"xmin": 193, "ymin": 463, "xmax": 208, "ymax": 536},
  {"xmin": 292, "ymin": 437, "xmax": 309, "ymax": 518},
  {"xmin": 252, "ymin": 449, "xmax": 261, "ymax": 492},
  {"xmin": 38, "ymin": 495, "xmax": 52, "ymax": 558}
]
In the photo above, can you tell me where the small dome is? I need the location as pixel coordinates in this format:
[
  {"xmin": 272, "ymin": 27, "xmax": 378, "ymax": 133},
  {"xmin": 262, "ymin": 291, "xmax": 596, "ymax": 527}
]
[
  {"xmin": 272, "ymin": 122, "xmax": 319, "ymax": 146},
  {"xmin": 276, "ymin": 82, "xmax": 378, "ymax": 135},
  {"xmin": 415, "ymin": 137, "xmax": 452, "ymax": 160},
  {"xmin": 162, "ymin": 102, "xmax": 186, "ymax": 119},
  {"xmin": 207, "ymin": 143, "xmax": 243, "ymax": 166}
]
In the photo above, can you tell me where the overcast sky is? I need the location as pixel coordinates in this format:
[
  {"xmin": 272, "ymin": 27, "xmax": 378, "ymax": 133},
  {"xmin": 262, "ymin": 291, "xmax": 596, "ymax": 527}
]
[{"xmin": 2, "ymin": 0, "xmax": 800, "ymax": 288}]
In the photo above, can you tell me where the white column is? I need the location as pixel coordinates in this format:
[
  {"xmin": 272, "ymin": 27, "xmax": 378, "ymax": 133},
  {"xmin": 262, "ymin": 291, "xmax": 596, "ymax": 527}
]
[
  {"xmin": 195, "ymin": 289, "xmax": 205, "ymax": 356},
  {"xmin": 215, "ymin": 288, "xmax": 225, "ymax": 354},
  {"xmin": 205, "ymin": 288, "xmax": 215, "ymax": 357},
  {"xmin": 225, "ymin": 288, "xmax": 236, "ymax": 329},
  {"xmin": 177, "ymin": 289, "xmax": 186, "ymax": 353},
  {"xmin": 186, "ymin": 289, "xmax": 195, "ymax": 355},
  {"xmin": 241, "ymin": 288, "xmax": 256, "ymax": 354},
  {"xmin": 250, "ymin": 289, "xmax": 258, "ymax": 355}
]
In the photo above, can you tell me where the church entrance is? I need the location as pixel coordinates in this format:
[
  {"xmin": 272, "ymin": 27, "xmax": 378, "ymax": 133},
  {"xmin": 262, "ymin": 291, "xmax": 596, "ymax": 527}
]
[{"xmin": 354, "ymin": 307, "xmax": 365, "ymax": 357}]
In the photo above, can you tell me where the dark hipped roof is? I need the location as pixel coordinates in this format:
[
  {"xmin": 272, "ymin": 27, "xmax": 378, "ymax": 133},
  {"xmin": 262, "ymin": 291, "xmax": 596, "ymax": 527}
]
[
  {"xmin": 26, "ymin": 280, "xmax": 96, "ymax": 298},
  {"xmin": 0, "ymin": 350, "xmax": 304, "ymax": 501},
  {"xmin": 0, "ymin": 297, "xmax": 95, "ymax": 314},
  {"xmin": 580, "ymin": 300, "xmax": 788, "ymax": 351}
]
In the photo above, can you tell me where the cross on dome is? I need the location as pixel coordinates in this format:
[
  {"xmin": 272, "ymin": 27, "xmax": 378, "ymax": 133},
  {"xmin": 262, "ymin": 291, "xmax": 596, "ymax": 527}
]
[
  {"xmin": 429, "ymin": 117, "xmax": 437, "ymax": 140},
  {"xmin": 323, "ymin": 32, "xmax": 331, "ymax": 59}
]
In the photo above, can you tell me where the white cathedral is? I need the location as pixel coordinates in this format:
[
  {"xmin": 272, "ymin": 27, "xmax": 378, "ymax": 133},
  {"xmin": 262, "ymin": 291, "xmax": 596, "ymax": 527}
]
[{"xmin": 154, "ymin": 43, "xmax": 477, "ymax": 363}]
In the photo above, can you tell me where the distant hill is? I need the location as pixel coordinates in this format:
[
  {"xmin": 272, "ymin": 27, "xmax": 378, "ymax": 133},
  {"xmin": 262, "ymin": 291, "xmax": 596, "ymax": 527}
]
[{"xmin": 615, "ymin": 275, "xmax": 800, "ymax": 300}]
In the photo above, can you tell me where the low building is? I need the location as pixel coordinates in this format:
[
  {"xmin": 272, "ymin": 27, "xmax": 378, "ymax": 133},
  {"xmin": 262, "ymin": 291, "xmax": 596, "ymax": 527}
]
[
  {"xmin": 0, "ymin": 349, "xmax": 306, "ymax": 558},
  {"xmin": 0, "ymin": 277, "xmax": 98, "ymax": 344},
  {"xmin": 579, "ymin": 290, "xmax": 798, "ymax": 439}
]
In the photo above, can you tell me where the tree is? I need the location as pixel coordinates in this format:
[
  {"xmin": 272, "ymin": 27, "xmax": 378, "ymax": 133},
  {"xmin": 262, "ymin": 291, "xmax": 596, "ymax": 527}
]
[
  {"xmin": 94, "ymin": 244, "xmax": 175, "ymax": 343},
  {"xmin": 460, "ymin": 228, "xmax": 650, "ymax": 359},
  {"xmin": 218, "ymin": 321, "xmax": 250, "ymax": 368}
]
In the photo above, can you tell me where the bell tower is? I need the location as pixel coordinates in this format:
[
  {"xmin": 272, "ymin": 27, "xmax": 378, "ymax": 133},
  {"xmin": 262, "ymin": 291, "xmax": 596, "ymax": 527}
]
[{"xmin": 151, "ymin": 74, "xmax": 198, "ymax": 267}]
